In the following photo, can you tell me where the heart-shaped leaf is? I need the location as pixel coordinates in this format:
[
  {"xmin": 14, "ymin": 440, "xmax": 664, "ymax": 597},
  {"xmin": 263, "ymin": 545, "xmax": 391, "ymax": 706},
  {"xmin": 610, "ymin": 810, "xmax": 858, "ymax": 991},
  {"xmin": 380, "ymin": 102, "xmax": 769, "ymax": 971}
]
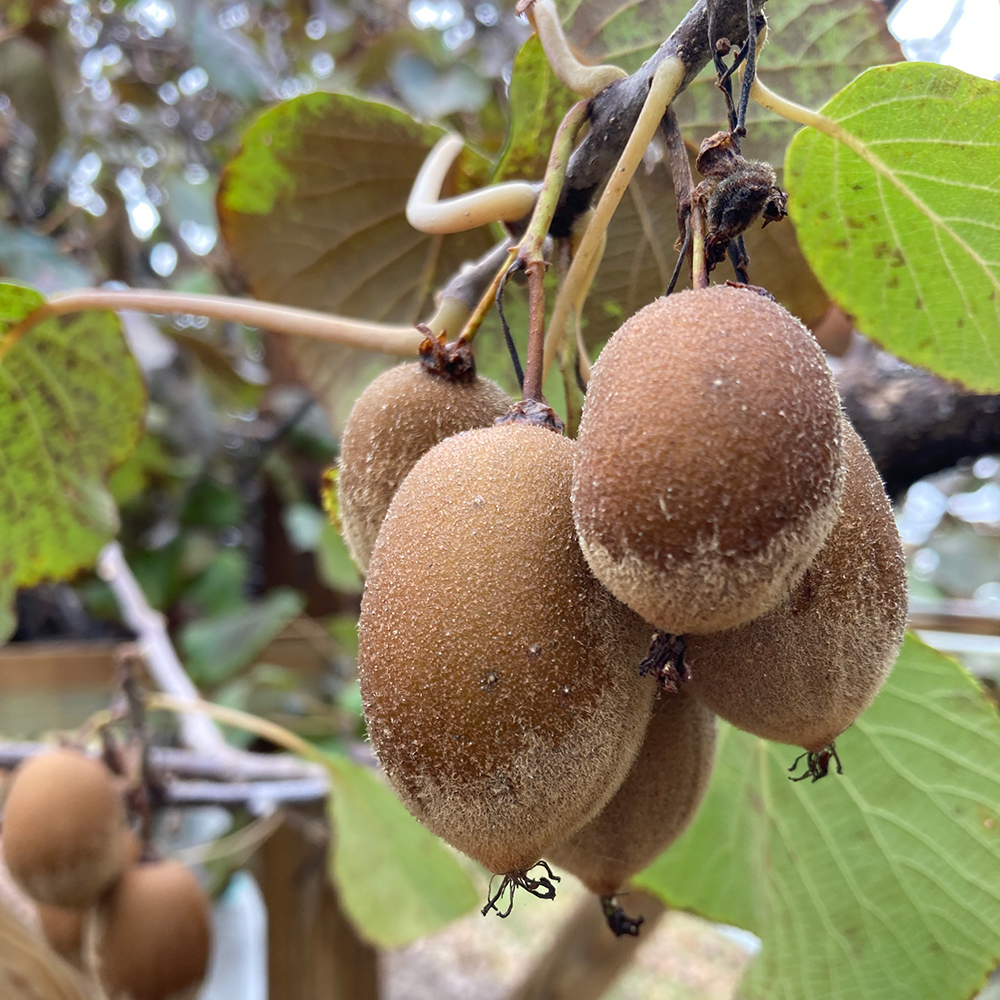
[
  {"xmin": 636, "ymin": 634, "xmax": 1000, "ymax": 1000},
  {"xmin": 786, "ymin": 62, "xmax": 1000, "ymax": 391}
]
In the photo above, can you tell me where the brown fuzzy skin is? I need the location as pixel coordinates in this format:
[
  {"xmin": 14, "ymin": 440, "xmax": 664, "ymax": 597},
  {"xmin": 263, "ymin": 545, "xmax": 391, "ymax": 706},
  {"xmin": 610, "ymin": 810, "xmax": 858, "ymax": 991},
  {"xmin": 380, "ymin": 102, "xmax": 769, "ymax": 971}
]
[
  {"xmin": 97, "ymin": 860, "xmax": 211, "ymax": 1000},
  {"xmin": 338, "ymin": 363, "xmax": 512, "ymax": 573},
  {"xmin": 359, "ymin": 423, "xmax": 656, "ymax": 876},
  {"xmin": 36, "ymin": 904, "xmax": 85, "ymax": 964},
  {"xmin": 573, "ymin": 286, "xmax": 845, "ymax": 634},
  {"xmin": 2, "ymin": 750, "xmax": 127, "ymax": 908},
  {"xmin": 687, "ymin": 419, "xmax": 907, "ymax": 751},
  {"xmin": 548, "ymin": 692, "xmax": 716, "ymax": 896}
]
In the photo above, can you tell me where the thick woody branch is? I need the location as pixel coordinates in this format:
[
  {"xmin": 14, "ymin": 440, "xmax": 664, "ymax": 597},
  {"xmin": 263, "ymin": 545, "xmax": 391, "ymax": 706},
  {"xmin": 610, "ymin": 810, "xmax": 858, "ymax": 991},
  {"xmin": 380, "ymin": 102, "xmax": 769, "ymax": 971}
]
[
  {"xmin": 551, "ymin": 0, "xmax": 768, "ymax": 237},
  {"xmin": 837, "ymin": 341, "xmax": 1000, "ymax": 499}
]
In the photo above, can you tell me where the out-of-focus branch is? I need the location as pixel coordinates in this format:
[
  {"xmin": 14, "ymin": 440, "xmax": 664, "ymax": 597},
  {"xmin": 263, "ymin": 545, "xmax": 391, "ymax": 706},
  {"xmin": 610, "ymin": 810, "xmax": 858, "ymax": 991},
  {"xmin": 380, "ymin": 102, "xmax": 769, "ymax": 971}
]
[
  {"xmin": 506, "ymin": 888, "xmax": 667, "ymax": 1000},
  {"xmin": 98, "ymin": 543, "xmax": 229, "ymax": 756},
  {"xmin": 837, "ymin": 340, "xmax": 1000, "ymax": 498}
]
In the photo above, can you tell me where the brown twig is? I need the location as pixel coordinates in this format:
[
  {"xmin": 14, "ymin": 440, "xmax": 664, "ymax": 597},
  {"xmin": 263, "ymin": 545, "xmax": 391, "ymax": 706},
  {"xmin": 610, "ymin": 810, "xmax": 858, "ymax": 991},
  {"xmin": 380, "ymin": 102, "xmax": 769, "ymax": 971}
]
[
  {"xmin": 551, "ymin": 0, "xmax": 768, "ymax": 237},
  {"xmin": 518, "ymin": 100, "xmax": 590, "ymax": 406}
]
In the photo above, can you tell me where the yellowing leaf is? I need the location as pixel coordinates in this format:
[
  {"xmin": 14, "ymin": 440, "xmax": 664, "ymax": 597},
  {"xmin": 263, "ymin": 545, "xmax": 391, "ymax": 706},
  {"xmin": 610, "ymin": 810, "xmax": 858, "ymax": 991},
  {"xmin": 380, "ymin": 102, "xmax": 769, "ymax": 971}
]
[{"xmin": 0, "ymin": 282, "xmax": 144, "ymax": 589}]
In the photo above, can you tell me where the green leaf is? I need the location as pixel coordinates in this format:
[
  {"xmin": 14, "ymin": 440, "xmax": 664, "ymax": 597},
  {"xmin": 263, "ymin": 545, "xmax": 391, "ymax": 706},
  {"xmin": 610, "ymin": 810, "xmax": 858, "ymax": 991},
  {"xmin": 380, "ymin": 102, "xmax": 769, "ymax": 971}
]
[
  {"xmin": 494, "ymin": 34, "xmax": 576, "ymax": 183},
  {"xmin": 324, "ymin": 753, "xmax": 479, "ymax": 947},
  {"xmin": 786, "ymin": 63, "xmax": 1000, "ymax": 391},
  {"xmin": 219, "ymin": 93, "xmax": 495, "ymax": 427},
  {"xmin": 636, "ymin": 634, "xmax": 1000, "ymax": 1000},
  {"xmin": 317, "ymin": 522, "xmax": 363, "ymax": 594},
  {"xmin": 0, "ymin": 282, "xmax": 144, "ymax": 589},
  {"xmin": 0, "ymin": 580, "xmax": 14, "ymax": 645},
  {"xmin": 218, "ymin": 92, "xmax": 492, "ymax": 321},
  {"xmin": 180, "ymin": 588, "xmax": 305, "ymax": 685}
]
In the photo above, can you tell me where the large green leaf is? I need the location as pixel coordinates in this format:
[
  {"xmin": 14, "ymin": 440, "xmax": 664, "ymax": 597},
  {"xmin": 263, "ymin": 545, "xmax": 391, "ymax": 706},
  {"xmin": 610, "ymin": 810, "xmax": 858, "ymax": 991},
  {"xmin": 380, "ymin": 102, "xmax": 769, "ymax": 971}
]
[
  {"xmin": 218, "ymin": 92, "xmax": 492, "ymax": 321},
  {"xmin": 324, "ymin": 753, "xmax": 479, "ymax": 947},
  {"xmin": 219, "ymin": 93, "xmax": 494, "ymax": 420},
  {"xmin": 0, "ymin": 282, "xmax": 144, "ymax": 590},
  {"xmin": 636, "ymin": 634, "xmax": 1000, "ymax": 1000},
  {"xmin": 786, "ymin": 63, "xmax": 1000, "ymax": 392}
]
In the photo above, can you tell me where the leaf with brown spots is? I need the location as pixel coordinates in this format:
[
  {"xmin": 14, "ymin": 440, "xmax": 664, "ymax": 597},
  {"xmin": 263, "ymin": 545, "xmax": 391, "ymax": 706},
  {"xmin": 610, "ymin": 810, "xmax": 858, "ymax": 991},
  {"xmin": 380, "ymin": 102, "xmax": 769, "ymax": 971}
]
[{"xmin": 0, "ymin": 282, "xmax": 144, "ymax": 600}]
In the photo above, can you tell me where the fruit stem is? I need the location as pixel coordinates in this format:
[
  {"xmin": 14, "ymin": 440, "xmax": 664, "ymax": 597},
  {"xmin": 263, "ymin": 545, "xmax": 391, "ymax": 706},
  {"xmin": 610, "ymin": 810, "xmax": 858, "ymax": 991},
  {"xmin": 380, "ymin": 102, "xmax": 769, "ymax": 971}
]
[
  {"xmin": 455, "ymin": 245, "xmax": 519, "ymax": 345},
  {"xmin": 147, "ymin": 693, "xmax": 330, "ymax": 769},
  {"xmin": 748, "ymin": 73, "xmax": 827, "ymax": 134},
  {"xmin": 660, "ymin": 107, "xmax": 694, "ymax": 293},
  {"xmin": 542, "ymin": 55, "xmax": 686, "ymax": 381},
  {"xmin": 519, "ymin": 99, "xmax": 590, "ymax": 405},
  {"xmin": 690, "ymin": 200, "xmax": 709, "ymax": 290},
  {"xmin": 5, "ymin": 288, "xmax": 430, "ymax": 357},
  {"xmin": 406, "ymin": 134, "xmax": 537, "ymax": 234},
  {"xmin": 518, "ymin": 0, "xmax": 627, "ymax": 97}
]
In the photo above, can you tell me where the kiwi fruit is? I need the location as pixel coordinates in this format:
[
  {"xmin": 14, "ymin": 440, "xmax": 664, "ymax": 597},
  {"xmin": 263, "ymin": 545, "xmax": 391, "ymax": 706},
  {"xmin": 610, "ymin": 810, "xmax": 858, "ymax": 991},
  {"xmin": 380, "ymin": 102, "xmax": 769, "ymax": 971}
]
[
  {"xmin": 548, "ymin": 692, "xmax": 716, "ymax": 904},
  {"xmin": 337, "ymin": 339, "xmax": 512, "ymax": 573},
  {"xmin": 36, "ymin": 904, "xmax": 86, "ymax": 964},
  {"xmin": 2, "ymin": 749, "xmax": 128, "ymax": 908},
  {"xmin": 686, "ymin": 418, "xmax": 907, "ymax": 752},
  {"xmin": 572, "ymin": 285, "xmax": 845, "ymax": 635},
  {"xmin": 359, "ymin": 422, "xmax": 656, "ymax": 882},
  {"xmin": 97, "ymin": 859, "xmax": 211, "ymax": 1000}
]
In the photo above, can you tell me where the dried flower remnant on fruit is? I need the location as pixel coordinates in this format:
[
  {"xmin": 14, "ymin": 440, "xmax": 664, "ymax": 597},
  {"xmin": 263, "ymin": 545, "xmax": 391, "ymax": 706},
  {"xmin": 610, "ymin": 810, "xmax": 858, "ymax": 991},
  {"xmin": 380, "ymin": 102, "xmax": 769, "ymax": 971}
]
[{"xmin": 359, "ymin": 423, "xmax": 655, "ymax": 889}]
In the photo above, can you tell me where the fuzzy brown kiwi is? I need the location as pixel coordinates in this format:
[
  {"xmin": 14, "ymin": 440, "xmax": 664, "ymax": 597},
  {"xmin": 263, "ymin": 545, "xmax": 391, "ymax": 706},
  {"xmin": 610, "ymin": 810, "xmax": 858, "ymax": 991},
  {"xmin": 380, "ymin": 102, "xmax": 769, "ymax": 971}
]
[
  {"xmin": 547, "ymin": 692, "xmax": 715, "ymax": 934},
  {"xmin": 572, "ymin": 285, "xmax": 845, "ymax": 635},
  {"xmin": 36, "ymin": 904, "xmax": 85, "ymax": 965},
  {"xmin": 97, "ymin": 859, "xmax": 211, "ymax": 1000},
  {"xmin": 36, "ymin": 831, "xmax": 141, "ymax": 967},
  {"xmin": 359, "ymin": 422, "xmax": 656, "ymax": 887},
  {"xmin": 337, "ymin": 338, "xmax": 512, "ymax": 573},
  {"xmin": 686, "ymin": 418, "xmax": 907, "ymax": 753},
  {"xmin": 2, "ymin": 749, "xmax": 128, "ymax": 908}
]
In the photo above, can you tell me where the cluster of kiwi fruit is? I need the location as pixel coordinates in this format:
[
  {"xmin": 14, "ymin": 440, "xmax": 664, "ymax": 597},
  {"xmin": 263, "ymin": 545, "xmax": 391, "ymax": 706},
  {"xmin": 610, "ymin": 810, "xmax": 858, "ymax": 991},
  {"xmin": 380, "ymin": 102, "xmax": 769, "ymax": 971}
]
[
  {"xmin": 339, "ymin": 283, "xmax": 906, "ymax": 934},
  {"xmin": 1, "ymin": 747, "xmax": 212, "ymax": 999}
]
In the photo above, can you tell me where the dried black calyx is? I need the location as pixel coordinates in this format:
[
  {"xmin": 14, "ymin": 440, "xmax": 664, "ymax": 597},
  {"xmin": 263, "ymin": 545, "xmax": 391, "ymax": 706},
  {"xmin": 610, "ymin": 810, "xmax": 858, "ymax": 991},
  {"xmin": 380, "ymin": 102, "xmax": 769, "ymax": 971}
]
[
  {"xmin": 639, "ymin": 632, "xmax": 687, "ymax": 693},
  {"xmin": 601, "ymin": 895, "xmax": 645, "ymax": 937},
  {"xmin": 788, "ymin": 743, "xmax": 843, "ymax": 783},
  {"xmin": 694, "ymin": 131, "xmax": 787, "ymax": 272},
  {"xmin": 418, "ymin": 325, "xmax": 477, "ymax": 383},
  {"xmin": 482, "ymin": 860, "xmax": 561, "ymax": 919}
]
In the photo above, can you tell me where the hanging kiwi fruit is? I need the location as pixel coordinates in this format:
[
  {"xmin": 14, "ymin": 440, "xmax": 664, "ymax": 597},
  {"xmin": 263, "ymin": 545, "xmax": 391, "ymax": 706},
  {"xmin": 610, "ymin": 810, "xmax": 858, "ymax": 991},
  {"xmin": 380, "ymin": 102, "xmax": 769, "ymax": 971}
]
[
  {"xmin": 572, "ymin": 285, "xmax": 846, "ymax": 637},
  {"xmin": 685, "ymin": 418, "xmax": 907, "ymax": 778},
  {"xmin": 358, "ymin": 421, "xmax": 656, "ymax": 911},
  {"xmin": 547, "ymin": 691, "xmax": 717, "ymax": 935},
  {"xmin": 337, "ymin": 330, "xmax": 512, "ymax": 573},
  {"xmin": 1, "ymin": 749, "xmax": 129, "ymax": 908}
]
